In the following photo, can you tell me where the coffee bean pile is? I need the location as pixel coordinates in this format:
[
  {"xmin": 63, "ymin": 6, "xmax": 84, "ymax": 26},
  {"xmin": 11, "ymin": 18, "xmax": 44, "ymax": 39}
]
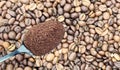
[{"xmin": 0, "ymin": 0, "xmax": 120, "ymax": 70}]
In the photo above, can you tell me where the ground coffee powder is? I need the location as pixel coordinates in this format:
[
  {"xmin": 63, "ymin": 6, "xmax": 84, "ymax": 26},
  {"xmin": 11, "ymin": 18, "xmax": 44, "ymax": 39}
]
[{"xmin": 24, "ymin": 20, "xmax": 65, "ymax": 56}]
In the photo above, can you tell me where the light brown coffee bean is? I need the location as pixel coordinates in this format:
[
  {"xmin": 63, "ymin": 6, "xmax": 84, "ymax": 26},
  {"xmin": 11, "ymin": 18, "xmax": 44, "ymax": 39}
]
[
  {"xmin": 62, "ymin": 43, "xmax": 69, "ymax": 48},
  {"xmin": 62, "ymin": 48, "xmax": 69, "ymax": 54},
  {"xmin": 73, "ymin": 0, "xmax": 80, "ymax": 6},
  {"xmin": 3, "ymin": 33, "xmax": 8, "ymax": 40},
  {"xmin": 5, "ymin": 14, "xmax": 11, "ymax": 19},
  {"xmin": 103, "ymin": 12, "xmax": 110, "ymax": 20},
  {"xmin": 6, "ymin": 1, "xmax": 12, "ymax": 8},
  {"xmin": 20, "ymin": 0, "xmax": 29, "ymax": 4},
  {"xmin": 7, "ymin": 10, "xmax": 16, "ymax": 17},
  {"xmin": 0, "ymin": 1, "xmax": 6, "ymax": 8},
  {"xmin": 81, "ymin": 6, "xmax": 88, "ymax": 12},
  {"xmin": 56, "ymin": 63, "xmax": 64, "ymax": 70},
  {"xmin": 24, "ymin": 66, "xmax": 32, "ymax": 70},
  {"xmin": 82, "ymin": 0, "xmax": 91, "ymax": 7},
  {"xmin": 60, "ymin": 0, "xmax": 66, "ymax": 6},
  {"xmin": 102, "ymin": 43, "xmax": 108, "ymax": 51},
  {"xmin": 44, "ymin": 2, "xmax": 52, "ymax": 8},
  {"xmin": 114, "ymin": 35, "xmax": 120, "ymax": 42},
  {"xmin": 7, "ymin": 44, "xmax": 15, "ymax": 51},
  {"xmin": 112, "ymin": 7, "xmax": 118, "ymax": 13},
  {"xmin": 52, "ymin": 57, "xmax": 58, "ymax": 64},
  {"xmin": 75, "ymin": 7, "xmax": 81, "ymax": 12},
  {"xmin": 2, "ymin": 41, "xmax": 10, "ymax": 49},
  {"xmin": 58, "ymin": 15, "xmax": 65, "ymax": 22},
  {"xmin": 85, "ymin": 36, "xmax": 90, "ymax": 43},
  {"xmin": 79, "ymin": 45, "xmax": 86, "ymax": 54},
  {"xmin": 8, "ymin": 31, "xmax": 16, "ymax": 39},
  {"xmin": 16, "ymin": 54, "xmax": 23, "ymax": 61},
  {"xmin": 0, "ymin": 18, "xmax": 8, "ymax": 26},
  {"xmin": 95, "ymin": 11, "xmax": 102, "ymax": 16},
  {"xmin": 28, "ymin": 3, "xmax": 36, "ymax": 11},
  {"xmin": 64, "ymin": 4, "xmax": 72, "ymax": 12},
  {"xmin": 15, "ymin": 33, "xmax": 21, "ymax": 40},
  {"xmin": 8, "ymin": 18, "xmax": 15, "ymax": 24},
  {"xmin": 68, "ymin": 52, "xmax": 76, "ymax": 61},
  {"xmin": 0, "ymin": 26, "xmax": 5, "ymax": 33},
  {"xmin": 79, "ymin": 13, "xmax": 86, "ymax": 21},
  {"xmin": 5, "ymin": 26, "xmax": 10, "ymax": 33},
  {"xmin": 6, "ymin": 64, "xmax": 13, "ymax": 70},
  {"xmin": 16, "ymin": 67, "xmax": 23, "ymax": 70},
  {"xmin": 64, "ymin": 13, "xmax": 70, "ymax": 18},
  {"xmin": 85, "ymin": 55, "xmax": 95, "ymax": 62},
  {"xmin": 95, "ymin": 27, "xmax": 103, "ymax": 35},
  {"xmin": 89, "ymin": 4, "xmax": 94, "ymax": 11},
  {"xmin": 37, "ymin": 3, "xmax": 44, "ymax": 10},
  {"xmin": 78, "ymin": 21, "xmax": 86, "ymax": 26},
  {"xmin": 27, "ymin": 61, "xmax": 34, "ymax": 67},
  {"xmin": 101, "ymin": 0, "xmax": 106, "ymax": 3},
  {"xmin": 106, "ymin": 65, "xmax": 112, "ymax": 70},
  {"xmin": 46, "ymin": 53, "xmax": 55, "ymax": 61},
  {"xmin": 34, "ymin": 10, "xmax": 42, "ymax": 18},
  {"xmin": 71, "ymin": 13, "xmax": 79, "ymax": 19},
  {"xmin": 25, "ymin": 18, "xmax": 31, "ymax": 26},
  {"xmin": 14, "ymin": 26, "xmax": 22, "ymax": 33},
  {"xmin": 99, "ymin": 5, "xmax": 107, "ymax": 11},
  {"xmin": 90, "ymin": 48, "xmax": 97, "ymax": 56},
  {"xmin": 117, "ymin": 14, "xmax": 120, "ymax": 19},
  {"xmin": 46, "ymin": 63, "xmax": 53, "ymax": 69}
]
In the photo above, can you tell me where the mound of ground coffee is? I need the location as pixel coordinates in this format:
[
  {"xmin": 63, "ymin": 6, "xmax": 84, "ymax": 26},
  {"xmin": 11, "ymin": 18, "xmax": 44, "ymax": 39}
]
[{"xmin": 24, "ymin": 20, "xmax": 65, "ymax": 56}]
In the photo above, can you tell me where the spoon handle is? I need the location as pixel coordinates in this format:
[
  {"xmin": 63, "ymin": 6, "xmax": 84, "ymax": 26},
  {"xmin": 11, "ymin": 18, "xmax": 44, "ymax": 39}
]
[
  {"xmin": 0, "ymin": 49, "xmax": 19, "ymax": 62},
  {"xmin": 0, "ymin": 45, "xmax": 33, "ymax": 63}
]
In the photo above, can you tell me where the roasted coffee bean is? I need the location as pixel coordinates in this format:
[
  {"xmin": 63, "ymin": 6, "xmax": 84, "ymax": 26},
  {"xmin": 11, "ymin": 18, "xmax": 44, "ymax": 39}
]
[
  {"xmin": 14, "ymin": 26, "xmax": 22, "ymax": 33},
  {"xmin": 8, "ymin": 31, "xmax": 16, "ymax": 39},
  {"xmin": 64, "ymin": 4, "xmax": 72, "ymax": 12},
  {"xmin": 15, "ymin": 54, "xmax": 24, "ymax": 61}
]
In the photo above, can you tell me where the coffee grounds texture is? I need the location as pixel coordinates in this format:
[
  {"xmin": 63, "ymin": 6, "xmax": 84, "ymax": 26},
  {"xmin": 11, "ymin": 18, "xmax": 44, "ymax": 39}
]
[{"xmin": 24, "ymin": 20, "xmax": 65, "ymax": 56}]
